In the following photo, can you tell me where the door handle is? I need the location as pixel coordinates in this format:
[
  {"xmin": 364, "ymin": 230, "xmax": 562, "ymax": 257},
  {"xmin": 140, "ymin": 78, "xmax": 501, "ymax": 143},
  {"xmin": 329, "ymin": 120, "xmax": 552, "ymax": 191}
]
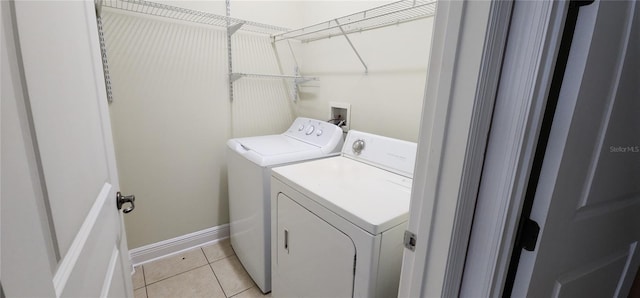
[
  {"xmin": 284, "ymin": 229, "xmax": 289, "ymax": 254},
  {"xmin": 116, "ymin": 192, "xmax": 135, "ymax": 214}
]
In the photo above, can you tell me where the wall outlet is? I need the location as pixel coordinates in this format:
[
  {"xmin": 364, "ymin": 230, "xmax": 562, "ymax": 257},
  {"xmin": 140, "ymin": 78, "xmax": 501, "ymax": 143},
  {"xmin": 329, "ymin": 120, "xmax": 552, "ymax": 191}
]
[{"xmin": 329, "ymin": 102, "xmax": 351, "ymax": 133}]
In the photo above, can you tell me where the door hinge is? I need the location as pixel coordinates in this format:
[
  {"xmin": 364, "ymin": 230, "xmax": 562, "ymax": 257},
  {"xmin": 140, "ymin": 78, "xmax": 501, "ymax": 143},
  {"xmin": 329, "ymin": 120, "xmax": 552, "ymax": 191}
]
[
  {"xmin": 521, "ymin": 218, "xmax": 540, "ymax": 251},
  {"xmin": 404, "ymin": 230, "xmax": 416, "ymax": 251}
]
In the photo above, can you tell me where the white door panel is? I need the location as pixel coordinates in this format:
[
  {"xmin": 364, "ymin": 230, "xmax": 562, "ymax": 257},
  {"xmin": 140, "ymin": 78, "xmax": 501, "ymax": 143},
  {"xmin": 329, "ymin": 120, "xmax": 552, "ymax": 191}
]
[
  {"xmin": 104, "ymin": 246, "xmax": 127, "ymax": 298},
  {"xmin": 1, "ymin": 4, "xmax": 58, "ymax": 292},
  {"xmin": 2, "ymin": 0, "xmax": 133, "ymax": 297},
  {"xmin": 14, "ymin": 0, "xmax": 112, "ymax": 256},
  {"xmin": 553, "ymin": 244, "xmax": 637, "ymax": 298},
  {"xmin": 513, "ymin": 1, "xmax": 640, "ymax": 297}
]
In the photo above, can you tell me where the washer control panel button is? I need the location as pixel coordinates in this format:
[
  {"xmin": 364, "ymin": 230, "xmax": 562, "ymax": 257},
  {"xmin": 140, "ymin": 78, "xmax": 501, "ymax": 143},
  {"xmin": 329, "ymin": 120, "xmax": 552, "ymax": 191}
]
[{"xmin": 305, "ymin": 125, "xmax": 315, "ymax": 135}]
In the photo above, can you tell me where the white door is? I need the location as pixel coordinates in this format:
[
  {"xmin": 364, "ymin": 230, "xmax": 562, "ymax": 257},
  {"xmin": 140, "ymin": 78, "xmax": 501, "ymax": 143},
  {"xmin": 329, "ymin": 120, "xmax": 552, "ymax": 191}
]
[
  {"xmin": 512, "ymin": 1, "xmax": 640, "ymax": 296},
  {"xmin": 1, "ymin": 1, "xmax": 134, "ymax": 297},
  {"xmin": 274, "ymin": 193, "xmax": 355, "ymax": 298}
]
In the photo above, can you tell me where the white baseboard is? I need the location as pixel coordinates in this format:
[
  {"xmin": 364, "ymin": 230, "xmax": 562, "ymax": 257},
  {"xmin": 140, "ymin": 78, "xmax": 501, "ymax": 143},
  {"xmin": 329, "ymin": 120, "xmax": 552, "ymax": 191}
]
[{"xmin": 129, "ymin": 224, "xmax": 230, "ymax": 266}]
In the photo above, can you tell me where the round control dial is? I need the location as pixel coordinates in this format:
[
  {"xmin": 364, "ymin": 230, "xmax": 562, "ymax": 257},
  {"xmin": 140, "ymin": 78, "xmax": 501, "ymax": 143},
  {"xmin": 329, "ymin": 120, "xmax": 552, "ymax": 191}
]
[
  {"xmin": 352, "ymin": 139, "xmax": 365, "ymax": 155},
  {"xmin": 305, "ymin": 125, "xmax": 315, "ymax": 135}
]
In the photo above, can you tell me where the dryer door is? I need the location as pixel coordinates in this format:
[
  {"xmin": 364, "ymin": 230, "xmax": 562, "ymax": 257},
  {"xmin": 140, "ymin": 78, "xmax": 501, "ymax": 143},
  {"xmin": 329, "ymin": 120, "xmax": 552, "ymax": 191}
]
[{"xmin": 274, "ymin": 193, "xmax": 355, "ymax": 298}]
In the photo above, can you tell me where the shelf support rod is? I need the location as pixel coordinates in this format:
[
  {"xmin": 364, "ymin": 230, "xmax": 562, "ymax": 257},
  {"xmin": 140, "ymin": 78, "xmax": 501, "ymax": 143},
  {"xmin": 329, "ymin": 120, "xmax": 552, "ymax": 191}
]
[
  {"xmin": 335, "ymin": 19, "xmax": 368, "ymax": 74},
  {"xmin": 226, "ymin": 0, "xmax": 235, "ymax": 101}
]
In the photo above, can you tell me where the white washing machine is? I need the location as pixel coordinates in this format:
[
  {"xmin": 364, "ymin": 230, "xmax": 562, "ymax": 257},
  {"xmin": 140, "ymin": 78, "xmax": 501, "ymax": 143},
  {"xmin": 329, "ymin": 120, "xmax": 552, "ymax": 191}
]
[
  {"xmin": 227, "ymin": 117, "xmax": 344, "ymax": 293},
  {"xmin": 270, "ymin": 130, "xmax": 417, "ymax": 298}
]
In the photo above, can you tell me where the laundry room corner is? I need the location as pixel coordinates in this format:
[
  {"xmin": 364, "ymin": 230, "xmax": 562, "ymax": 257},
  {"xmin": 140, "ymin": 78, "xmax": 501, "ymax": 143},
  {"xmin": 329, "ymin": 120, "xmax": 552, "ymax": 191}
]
[
  {"xmin": 103, "ymin": 9, "xmax": 233, "ymax": 249},
  {"xmin": 101, "ymin": 1, "xmax": 302, "ymax": 251},
  {"xmin": 99, "ymin": 0, "xmax": 434, "ymax": 266}
]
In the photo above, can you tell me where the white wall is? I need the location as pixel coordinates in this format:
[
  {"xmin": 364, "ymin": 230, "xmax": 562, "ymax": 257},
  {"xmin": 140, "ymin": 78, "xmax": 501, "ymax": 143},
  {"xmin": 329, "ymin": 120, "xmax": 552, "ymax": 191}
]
[
  {"xmin": 230, "ymin": 33, "xmax": 298, "ymax": 137},
  {"xmin": 293, "ymin": 1, "xmax": 433, "ymax": 142},
  {"xmin": 103, "ymin": 11, "xmax": 230, "ymax": 248},
  {"xmin": 103, "ymin": 4, "xmax": 298, "ymax": 248},
  {"xmin": 103, "ymin": 1, "xmax": 432, "ymax": 248}
]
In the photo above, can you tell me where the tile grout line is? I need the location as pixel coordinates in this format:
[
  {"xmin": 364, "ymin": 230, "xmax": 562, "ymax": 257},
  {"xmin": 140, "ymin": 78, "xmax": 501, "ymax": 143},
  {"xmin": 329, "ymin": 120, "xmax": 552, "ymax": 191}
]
[
  {"xmin": 201, "ymin": 247, "xmax": 212, "ymax": 263},
  {"xmin": 142, "ymin": 265, "xmax": 148, "ymax": 298},
  {"xmin": 208, "ymin": 252, "xmax": 247, "ymax": 297},
  {"xmin": 141, "ymin": 265, "xmax": 146, "ymax": 287},
  {"xmin": 139, "ymin": 243, "xmax": 245, "ymax": 297},
  {"xmin": 143, "ymin": 246, "xmax": 210, "ymax": 287},
  {"xmin": 208, "ymin": 262, "xmax": 230, "ymax": 298},
  {"xmin": 214, "ymin": 254, "xmax": 254, "ymax": 297},
  {"xmin": 229, "ymin": 286, "xmax": 253, "ymax": 298},
  {"xmin": 203, "ymin": 241, "xmax": 236, "ymax": 264},
  {"xmin": 144, "ymin": 263, "xmax": 213, "ymax": 287},
  {"xmin": 201, "ymin": 246, "xmax": 231, "ymax": 297}
]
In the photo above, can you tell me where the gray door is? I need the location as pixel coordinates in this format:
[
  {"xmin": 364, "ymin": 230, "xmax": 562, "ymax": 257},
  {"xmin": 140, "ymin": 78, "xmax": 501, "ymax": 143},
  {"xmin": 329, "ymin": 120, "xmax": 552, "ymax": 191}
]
[{"xmin": 512, "ymin": 1, "xmax": 640, "ymax": 296}]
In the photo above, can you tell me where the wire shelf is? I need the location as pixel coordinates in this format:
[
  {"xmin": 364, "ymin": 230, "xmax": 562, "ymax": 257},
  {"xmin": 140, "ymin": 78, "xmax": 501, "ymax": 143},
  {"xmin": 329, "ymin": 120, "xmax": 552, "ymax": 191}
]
[
  {"xmin": 100, "ymin": 0, "xmax": 290, "ymax": 35},
  {"xmin": 230, "ymin": 72, "xmax": 318, "ymax": 84},
  {"xmin": 272, "ymin": 0, "xmax": 437, "ymax": 43}
]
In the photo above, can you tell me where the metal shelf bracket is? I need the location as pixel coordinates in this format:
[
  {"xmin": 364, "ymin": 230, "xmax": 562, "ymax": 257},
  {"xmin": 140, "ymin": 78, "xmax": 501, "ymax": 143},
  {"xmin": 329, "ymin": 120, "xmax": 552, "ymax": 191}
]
[
  {"xmin": 335, "ymin": 19, "xmax": 368, "ymax": 74},
  {"xmin": 228, "ymin": 22, "xmax": 245, "ymax": 36},
  {"xmin": 230, "ymin": 73, "xmax": 243, "ymax": 83}
]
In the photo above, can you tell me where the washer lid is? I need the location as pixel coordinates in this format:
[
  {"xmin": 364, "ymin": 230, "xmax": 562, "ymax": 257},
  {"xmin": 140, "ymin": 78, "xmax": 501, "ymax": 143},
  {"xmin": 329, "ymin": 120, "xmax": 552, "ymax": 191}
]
[
  {"xmin": 228, "ymin": 135, "xmax": 330, "ymax": 167},
  {"xmin": 235, "ymin": 135, "xmax": 319, "ymax": 156},
  {"xmin": 272, "ymin": 156, "xmax": 411, "ymax": 235}
]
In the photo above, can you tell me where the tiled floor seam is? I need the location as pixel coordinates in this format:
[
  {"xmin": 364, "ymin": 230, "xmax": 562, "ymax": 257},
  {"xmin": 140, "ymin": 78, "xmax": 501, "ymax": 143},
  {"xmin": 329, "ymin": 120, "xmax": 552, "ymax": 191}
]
[
  {"xmin": 143, "ymin": 263, "xmax": 212, "ymax": 287},
  {"xmin": 142, "ymin": 266, "xmax": 148, "ymax": 298},
  {"xmin": 141, "ymin": 265, "xmax": 146, "ymax": 287},
  {"xmin": 208, "ymin": 262, "xmax": 230, "ymax": 298},
  {"xmin": 225, "ymin": 255, "xmax": 255, "ymax": 295},
  {"xmin": 133, "ymin": 285, "xmax": 145, "ymax": 290},
  {"xmin": 212, "ymin": 254, "xmax": 235, "ymax": 264},
  {"xmin": 201, "ymin": 247, "xmax": 212, "ymax": 263},
  {"xmin": 202, "ymin": 245, "xmax": 230, "ymax": 297},
  {"xmin": 229, "ymin": 286, "xmax": 252, "ymax": 298},
  {"xmin": 210, "ymin": 255, "xmax": 254, "ymax": 297}
]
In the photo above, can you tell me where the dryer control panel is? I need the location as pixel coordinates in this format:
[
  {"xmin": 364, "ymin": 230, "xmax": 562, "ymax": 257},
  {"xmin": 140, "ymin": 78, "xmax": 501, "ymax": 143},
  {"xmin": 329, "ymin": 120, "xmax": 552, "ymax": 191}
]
[
  {"xmin": 284, "ymin": 117, "xmax": 344, "ymax": 154},
  {"xmin": 342, "ymin": 130, "xmax": 417, "ymax": 178}
]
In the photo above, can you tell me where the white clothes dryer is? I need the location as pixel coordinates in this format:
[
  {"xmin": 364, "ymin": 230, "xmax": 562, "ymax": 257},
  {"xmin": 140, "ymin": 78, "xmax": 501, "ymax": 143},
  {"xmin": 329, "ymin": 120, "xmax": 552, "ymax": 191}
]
[
  {"xmin": 270, "ymin": 130, "xmax": 417, "ymax": 298},
  {"xmin": 226, "ymin": 117, "xmax": 344, "ymax": 293}
]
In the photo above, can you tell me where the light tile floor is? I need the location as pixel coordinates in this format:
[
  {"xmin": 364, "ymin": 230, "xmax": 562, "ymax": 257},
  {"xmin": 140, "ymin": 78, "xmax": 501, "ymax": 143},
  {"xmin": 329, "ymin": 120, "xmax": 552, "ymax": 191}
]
[{"xmin": 132, "ymin": 239, "xmax": 270, "ymax": 298}]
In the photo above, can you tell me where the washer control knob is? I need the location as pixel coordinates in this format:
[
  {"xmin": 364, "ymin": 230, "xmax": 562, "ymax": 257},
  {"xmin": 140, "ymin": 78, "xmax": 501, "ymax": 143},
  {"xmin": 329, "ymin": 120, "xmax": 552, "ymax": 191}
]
[
  {"xmin": 316, "ymin": 130, "xmax": 323, "ymax": 136},
  {"xmin": 298, "ymin": 125, "xmax": 305, "ymax": 131},
  {"xmin": 305, "ymin": 125, "xmax": 315, "ymax": 135},
  {"xmin": 352, "ymin": 139, "xmax": 365, "ymax": 155}
]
